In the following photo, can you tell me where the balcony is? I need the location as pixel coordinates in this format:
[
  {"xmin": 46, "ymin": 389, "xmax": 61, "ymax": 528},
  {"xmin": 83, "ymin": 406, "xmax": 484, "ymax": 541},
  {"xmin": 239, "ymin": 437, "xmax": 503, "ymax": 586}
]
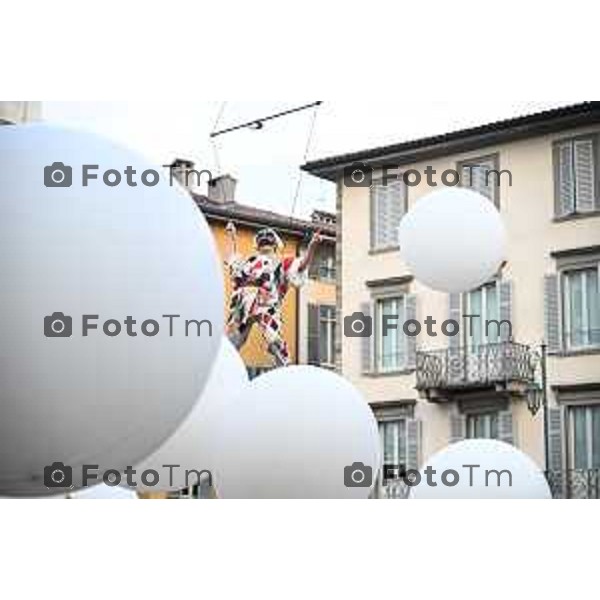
[
  {"xmin": 416, "ymin": 341, "xmax": 537, "ymax": 401},
  {"xmin": 546, "ymin": 470, "xmax": 600, "ymax": 499},
  {"xmin": 376, "ymin": 470, "xmax": 600, "ymax": 499}
]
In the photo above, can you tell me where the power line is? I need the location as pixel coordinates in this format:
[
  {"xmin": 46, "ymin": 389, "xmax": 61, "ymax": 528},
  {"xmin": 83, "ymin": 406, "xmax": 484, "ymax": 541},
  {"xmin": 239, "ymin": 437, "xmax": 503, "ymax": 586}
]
[
  {"xmin": 210, "ymin": 101, "xmax": 323, "ymax": 138},
  {"xmin": 210, "ymin": 101, "xmax": 228, "ymax": 174},
  {"xmin": 290, "ymin": 102, "xmax": 322, "ymax": 219}
]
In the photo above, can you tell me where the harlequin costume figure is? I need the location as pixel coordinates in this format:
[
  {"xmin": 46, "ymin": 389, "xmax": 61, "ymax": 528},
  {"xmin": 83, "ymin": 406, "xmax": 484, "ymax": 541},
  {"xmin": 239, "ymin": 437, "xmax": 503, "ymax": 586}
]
[{"xmin": 225, "ymin": 223, "xmax": 321, "ymax": 367}]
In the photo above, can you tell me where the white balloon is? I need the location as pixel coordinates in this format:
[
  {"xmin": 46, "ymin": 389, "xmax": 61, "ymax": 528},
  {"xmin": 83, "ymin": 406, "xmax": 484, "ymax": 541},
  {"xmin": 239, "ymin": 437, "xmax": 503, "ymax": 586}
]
[
  {"xmin": 409, "ymin": 439, "xmax": 552, "ymax": 499},
  {"xmin": 398, "ymin": 188, "xmax": 507, "ymax": 293},
  {"xmin": 0, "ymin": 124, "xmax": 224, "ymax": 496},
  {"xmin": 210, "ymin": 366, "xmax": 381, "ymax": 499},
  {"xmin": 69, "ymin": 484, "xmax": 138, "ymax": 500},
  {"xmin": 132, "ymin": 339, "xmax": 249, "ymax": 492}
]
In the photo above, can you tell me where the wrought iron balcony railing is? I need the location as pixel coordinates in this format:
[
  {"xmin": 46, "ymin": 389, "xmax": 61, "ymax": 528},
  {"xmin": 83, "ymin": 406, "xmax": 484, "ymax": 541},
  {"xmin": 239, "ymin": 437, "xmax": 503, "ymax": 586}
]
[
  {"xmin": 376, "ymin": 470, "xmax": 600, "ymax": 499},
  {"xmin": 416, "ymin": 341, "xmax": 537, "ymax": 393},
  {"xmin": 546, "ymin": 469, "xmax": 600, "ymax": 499}
]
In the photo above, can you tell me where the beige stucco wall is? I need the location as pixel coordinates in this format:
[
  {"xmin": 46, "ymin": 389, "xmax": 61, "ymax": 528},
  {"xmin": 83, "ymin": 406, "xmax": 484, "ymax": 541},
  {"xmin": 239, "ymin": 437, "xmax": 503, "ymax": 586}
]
[
  {"xmin": 0, "ymin": 101, "xmax": 41, "ymax": 124},
  {"xmin": 341, "ymin": 125, "xmax": 600, "ymax": 467}
]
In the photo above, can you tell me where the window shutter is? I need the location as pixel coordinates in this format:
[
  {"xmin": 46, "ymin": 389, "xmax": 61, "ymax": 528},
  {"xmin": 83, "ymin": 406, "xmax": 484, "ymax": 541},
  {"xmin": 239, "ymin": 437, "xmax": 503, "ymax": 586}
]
[
  {"xmin": 405, "ymin": 293, "xmax": 417, "ymax": 370},
  {"xmin": 360, "ymin": 302, "xmax": 373, "ymax": 374},
  {"xmin": 544, "ymin": 274, "xmax": 562, "ymax": 354},
  {"xmin": 497, "ymin": 410, "xmax": 514, "ymax": 445},
  {"xmin": 448, "ymin": 293, "xmax": 462, "ymax": 349},
  {"xmin": 307, "ymin": 304, "xmax": 320, "ymax": 365},
  {"xmin": 555, "ymin": 142, "xmax": 575, "ymax": 218},
  {"xmin": 547, "ymin": 407, "xmax": 564, "ymax": 473},
  {"xmin": 388, "ymin": 179, "xmax": 406, "ymax": 248},
  {"xmin": 574, "ymin": 139, "xmax": 596, "ymax": 213},
  {"xmin": 450, "ymin": 410, "xmax": 466, "ymax": 444},
  {"xmin": 371, "ymin": 181, "xmax": 404, "ymax": 250},
  {"xmin": 462, "ymin": 158, "xmax": 497, "ymax": 203},
  {"xmin": 499, "ymin": 280, "xmax": 513, "ymax": 342},
  {"xmin": 406, "ymin": 419, "xmax": 420, "ymax": 471}
]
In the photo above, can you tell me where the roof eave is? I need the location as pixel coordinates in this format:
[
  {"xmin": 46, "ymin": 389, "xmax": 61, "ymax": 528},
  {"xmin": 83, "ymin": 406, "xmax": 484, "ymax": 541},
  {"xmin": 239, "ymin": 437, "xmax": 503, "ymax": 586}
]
[{"xmin": 302, "ymin": 102, "xmax": 600, "ymax": 181}]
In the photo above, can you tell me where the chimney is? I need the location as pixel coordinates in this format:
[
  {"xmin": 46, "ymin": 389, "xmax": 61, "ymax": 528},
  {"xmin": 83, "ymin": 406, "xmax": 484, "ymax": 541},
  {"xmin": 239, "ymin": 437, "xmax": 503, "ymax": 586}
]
[
  {"xmin": 208, "ymin": 174, "xmax": 237, "ymax": 204},
  {"xmin": 170, "ymin": 158, "xmax": 196, "ymax": 191}
]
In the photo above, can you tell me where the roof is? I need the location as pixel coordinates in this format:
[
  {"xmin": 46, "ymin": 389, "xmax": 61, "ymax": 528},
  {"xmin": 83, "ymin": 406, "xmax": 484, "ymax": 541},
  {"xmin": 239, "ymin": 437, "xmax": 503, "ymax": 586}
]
[
  {"xmin": 302, "ymin": 102, "xmax": 600, "ymax": 181},
  {"xmin": 192, "ymin": 194, "xmax": 336, "ymax": 241}
]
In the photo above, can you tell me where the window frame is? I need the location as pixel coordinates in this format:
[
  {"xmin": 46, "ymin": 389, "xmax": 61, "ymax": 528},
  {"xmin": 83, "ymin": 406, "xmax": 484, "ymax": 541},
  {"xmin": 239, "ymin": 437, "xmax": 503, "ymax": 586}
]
[
  {"xmin": 464, "ymin": 281, "xmax": 501, "ymax": 348},
  {"xmin": 562, "ymin": 265, "xmax": 600, "ymax": 352},
  {"xmin": 567, "ymin": 403, "xmax": 600, "ymax": 470},
  {"xmin": 374, "ymin": 294, "xmax": 407, "ymax": 374},
  {"xmin": 466, "ymin": 412, "xmax": 500, "ymax": 440},
  {"xmin": 317, "ymin": 304, "xmax": 336, "ymax": 368}
]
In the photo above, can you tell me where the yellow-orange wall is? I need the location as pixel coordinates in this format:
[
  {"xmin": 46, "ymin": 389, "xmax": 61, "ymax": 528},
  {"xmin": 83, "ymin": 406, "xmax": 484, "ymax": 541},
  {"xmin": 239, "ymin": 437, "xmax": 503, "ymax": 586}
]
[{"xmin": 210, "ymin": 221, "xmax": 300, "ymax": 367}]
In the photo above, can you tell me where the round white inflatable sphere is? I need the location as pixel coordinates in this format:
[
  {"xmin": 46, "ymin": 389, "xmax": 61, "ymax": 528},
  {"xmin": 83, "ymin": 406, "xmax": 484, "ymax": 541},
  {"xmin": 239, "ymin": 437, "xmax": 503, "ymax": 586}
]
[
  {"xmin": 210, "ymin": 366, "xmax": 381, "ymax": 499},
  {"xmin": 0, "ymin": 124, "xmax": 224, "ymax": 496},
  {"xmin": 132, "ymin": 339, "xmax": 249, "ymax": 492},
  {"xmin": 409, "ymin": 440, "xmax": 552, "ymax": 499},
  {"xmin": 398, "ymin": 188, "xmax": 507, "ymax": 293}
]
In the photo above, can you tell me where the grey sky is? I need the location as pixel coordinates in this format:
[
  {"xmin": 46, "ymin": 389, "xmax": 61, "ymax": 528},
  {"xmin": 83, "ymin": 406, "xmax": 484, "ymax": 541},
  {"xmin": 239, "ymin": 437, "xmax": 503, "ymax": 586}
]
[{"xmin": 43, "ymin": 101, "xmax": 577, "ymax": 219}]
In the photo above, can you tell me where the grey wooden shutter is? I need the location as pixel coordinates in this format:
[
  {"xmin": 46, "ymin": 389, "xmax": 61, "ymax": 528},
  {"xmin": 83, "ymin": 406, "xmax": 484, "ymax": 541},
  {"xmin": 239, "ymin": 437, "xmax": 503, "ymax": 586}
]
[
  {"xmin": 406, "ymin": 419, "xmax": 420, "ymax": 471},
  {"xmin": 450, "ymin": 410, "xmax": 466, "ymax": 443},
  {"xmin": 555, "ymin": 142, "xmax": 575, "ymax": 218},
  {"xmin": 360, "ymin": 302, "xmax": 373, "ymax": 374},
  {"xmin": 389, "ymin": 179, "xmax": 406, "ymax": 248},
  {"xmin": 574, "ymin": 139, "xmax": 596, "ymax": 213},
  {"xmin": 371, "ymin": 180, "xmax": 404, "ymax": 251},
  {"xmin": 497, "ymin": 410, "xmax": 514, "ymax": 445},
  {"xmin": 499, "ymin": 280, "xmax": 513, "ymax": 342},
  {"xmin": 307, "ymin": 304, "xmax": 320, "ymax": 365},
  {"xmin": 544, "ymin": 274, "xmax": 562, "ymax": 354},
  {"xmin": 405, "ymin": 293, "xmax": 417, "ymax": 370},
  {"xmin": 547, "ymin": 407, "xmax": 564, "ymax": 472},
  {"xmin": 448, "ymin": 293, "xmax": 462, "ymax": 349}
]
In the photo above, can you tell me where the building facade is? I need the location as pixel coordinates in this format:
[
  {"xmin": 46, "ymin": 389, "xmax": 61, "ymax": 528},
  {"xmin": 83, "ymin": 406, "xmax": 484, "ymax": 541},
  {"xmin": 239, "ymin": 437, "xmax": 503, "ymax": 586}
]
[
  {"xmin": 304, "ymin": 102, "xmax": 600, "ymax": 499},
  {"xmin": 0, "ymin": 101, "xmax": 41, "ymax": 124}
]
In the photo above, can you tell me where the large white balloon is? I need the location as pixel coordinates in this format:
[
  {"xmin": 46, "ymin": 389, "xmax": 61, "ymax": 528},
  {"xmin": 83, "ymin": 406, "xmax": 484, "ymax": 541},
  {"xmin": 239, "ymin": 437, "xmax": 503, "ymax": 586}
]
[
  {"xmin": 69, "ymin": 484, "xmax": 138, "ymax": 500},
  {"xmin": 398, "ymin": 188, "xmax": 507, "ymax": 293},
  {"xmin": 0, "ymin": 124, "xmax": 224, "ymax": 496},
  {"xmin": 210, "ymin": 366, "xmax": 381, "ymax": 499},
  {"xmin": 409, "ymin": 440, "xmax": 552, "ymax": 499},
  {"xmin": 132, "ymin": 339, "xmax": 249, "ymax": 492}
]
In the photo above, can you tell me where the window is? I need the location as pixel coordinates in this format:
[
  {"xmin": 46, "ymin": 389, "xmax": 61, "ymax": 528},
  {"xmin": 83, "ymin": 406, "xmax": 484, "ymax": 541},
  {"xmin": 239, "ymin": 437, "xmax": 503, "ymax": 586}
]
[
  {"xmin": 375, "ymin": 296, "xmax": 406, "ymax": 373},
  {"xmin": 466, "ymin": 413, "xmax": 499, "ymax": 439},
  {"xmin": 370, "ymin": 179, "xmax": 406, "ymax": 252},
  {"xmin": 310, "ymin": 245, "xmax": 336, "ymax": 281},
  {"xmin": 380, "ymin": 420, "xmax": 408, "ymax": 472},
  {"xmin": 563, "ymin": 268, "xmax": 600, "ymax": 350},
  {"xmin": 465, "ymin": 282, "xmax": 500, "ymax": 347},
  {"xmin": 318, "ymin": 306, "xmax": 336, "ymax": 367},
  {"xmin": 555, "ymin": 137, "xmax": 598, "ymax": 217},
  {"xmin": 308, "ymin": 304, "xmax": 336, "ymax": 367},
  {"xmin": 568, "ymin": 405, "xmax": 600, "ymax": 470},
  {"xmin": 459, "ymin": 155, "xmax": 500, "ymax": 205}
]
